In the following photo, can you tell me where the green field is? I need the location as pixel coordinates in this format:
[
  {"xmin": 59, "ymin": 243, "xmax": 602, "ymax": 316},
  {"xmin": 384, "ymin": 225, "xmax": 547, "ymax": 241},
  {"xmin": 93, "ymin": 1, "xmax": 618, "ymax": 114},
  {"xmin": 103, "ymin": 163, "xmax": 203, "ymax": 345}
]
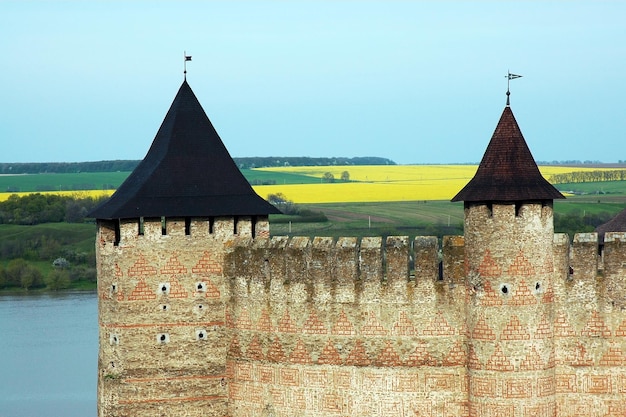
[
  {"xmin": 0, "ymin": 223, "xmax": 96, "ymax": 292},
  {"xmin": 556, "ymin": 180, "xmax": 626, "ymax": 196},
  {"xmin": 0, "ymin": 172, "xmax": 131, "ymax": 192},
  {"xmin": 271, "ymin": 201, "xmax": 465, "ymax": 238},
  {"xmin": 241, "ymin": 169, "xmax": 320, "ymax": 185},
  {"xmin": 0, "ymin": 169, "xmax": 320, "ymax": 193}
]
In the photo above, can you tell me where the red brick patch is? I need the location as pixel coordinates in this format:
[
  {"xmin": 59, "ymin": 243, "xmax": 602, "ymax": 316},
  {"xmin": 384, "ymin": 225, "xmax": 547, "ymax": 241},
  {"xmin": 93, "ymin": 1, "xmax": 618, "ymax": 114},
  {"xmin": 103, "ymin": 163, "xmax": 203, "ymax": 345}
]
[
  {"xmin": 318, "ymin": 339, "xmax": 343, "ymax": 365},
  {"xmin": 485, "ymin": 344, "xmax": 514, "ymax": 371},
  {"xmin": 581, "ymin": 311, "xmax": 611, "ymax": 338},
  {"xmin": 302, "ymin": 310, "xmax": 327, "ymax": 334},
  {"xmin": 127, "ymin": 279, "xmax": 156, "ymax": 301}
]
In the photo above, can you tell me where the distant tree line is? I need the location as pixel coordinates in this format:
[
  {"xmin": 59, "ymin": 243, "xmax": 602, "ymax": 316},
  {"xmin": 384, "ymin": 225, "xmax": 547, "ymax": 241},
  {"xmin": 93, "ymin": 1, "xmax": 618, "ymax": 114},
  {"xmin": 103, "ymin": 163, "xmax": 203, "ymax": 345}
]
[
  {"xmin": 549, "ymin": 170, "xmax": 626, "ymax": 184},
  {"xmin": 0, "ymin": 193, "xmax": 106, "ymax": 225},
  {"xmin": 235, "ymin": 156, "xmax": 395, "ymax": 169},
  {"xmin": 0, "ymin": 160, "xmax": 140, "ymax": 174},
  {"xmin": 0, "ymin": 235, "xmax": 96, "ymax": 291},
  {"xmin": 0, "ymin": 157, "xmax": 396, "ymax": 175},
  {"xmin": 267, "ymin": 193, "xmax": 327, "ymax": 223},
  {"xmin": 538, "ymin": 160, "xmax": 607, "ymax": 165},
  {"xmin": 554, "ymin": 210, "xmax": 614, "ymax": 239}
]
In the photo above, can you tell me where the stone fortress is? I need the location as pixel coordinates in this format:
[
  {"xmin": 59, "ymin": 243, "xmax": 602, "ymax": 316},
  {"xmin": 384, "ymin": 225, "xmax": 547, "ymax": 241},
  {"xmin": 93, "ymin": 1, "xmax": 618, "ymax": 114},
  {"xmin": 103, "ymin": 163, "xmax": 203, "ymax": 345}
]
[{"xmin": 91, "ymin": 77, "xmax": 626, "ymax": 417}]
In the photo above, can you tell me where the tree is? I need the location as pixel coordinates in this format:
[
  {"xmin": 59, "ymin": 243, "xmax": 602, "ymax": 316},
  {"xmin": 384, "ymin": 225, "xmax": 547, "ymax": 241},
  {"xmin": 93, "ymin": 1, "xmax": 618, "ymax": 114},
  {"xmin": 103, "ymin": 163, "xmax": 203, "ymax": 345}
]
[
  {"xmin": 341, "ymin": 171, "xmax": 350, "ymax": 182},
  {"xmin": 0, "ymin": 265, "xmax": 6, "ymax": 289},
  {"xmin": 20, "ymin": 265, "xmax": 43, "ymax": 290},
  {"xmin": 52, "ymin": 257, "xmax": 70, "ymax": 269},
  {"xmin": 5, "ymin": 258, "xmax": 28, "ymax": 287},
  {"xmin": 267, "ymin": 193, "xmax": 296, "ymax": 215},
  {"xmin": 322, "ymin": 172, "xmax": 335, "ymax": 183},
  {"xmin": 46, "ymin": 269, "xmax": 71, "ymax": 290}
]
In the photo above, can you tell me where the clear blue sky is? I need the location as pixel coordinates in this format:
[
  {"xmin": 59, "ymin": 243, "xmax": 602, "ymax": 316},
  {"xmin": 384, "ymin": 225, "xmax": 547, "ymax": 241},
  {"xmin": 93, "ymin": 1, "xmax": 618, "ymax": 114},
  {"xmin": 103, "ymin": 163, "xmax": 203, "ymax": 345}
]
[{"xmin": 2, "ymin": 1, "xmax": 625, "ymax": 164}]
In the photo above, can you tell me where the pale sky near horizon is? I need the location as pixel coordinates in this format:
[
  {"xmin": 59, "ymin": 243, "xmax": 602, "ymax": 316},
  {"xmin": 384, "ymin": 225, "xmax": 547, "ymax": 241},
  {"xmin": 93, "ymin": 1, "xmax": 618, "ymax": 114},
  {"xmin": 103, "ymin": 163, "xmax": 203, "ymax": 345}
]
[{"xmin": 1, "ymin": 1, "xmax": 625, "ymax": 165}]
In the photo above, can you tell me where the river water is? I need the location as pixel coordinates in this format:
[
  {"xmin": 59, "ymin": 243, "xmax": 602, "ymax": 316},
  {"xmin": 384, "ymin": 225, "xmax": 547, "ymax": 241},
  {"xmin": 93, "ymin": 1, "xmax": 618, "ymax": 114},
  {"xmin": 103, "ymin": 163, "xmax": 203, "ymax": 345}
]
[{"xmin": 0, "ymin": 292, "xmax": 97, "ymax": 417}]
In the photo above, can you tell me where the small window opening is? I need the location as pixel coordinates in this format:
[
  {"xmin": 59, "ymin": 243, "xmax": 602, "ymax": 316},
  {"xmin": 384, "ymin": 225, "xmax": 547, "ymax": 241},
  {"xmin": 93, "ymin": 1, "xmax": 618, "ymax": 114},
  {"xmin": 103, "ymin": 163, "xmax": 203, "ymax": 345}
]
[
  {"xmin": 251, "ymin": 216, "xmax": 257, "ymax": 238},
  {"xmin": 114, "ymin": 221, "xmax": 121, "ymax": 246},
  {"xmin": 438, "ymin": 261, "xmax": 444, "ymax": 281},
  {"xmin": 535, "ymin": 282, "xmax": 541, "ymax": 291},
  {"xmin": 486, "ymin": 203, "xmax": 493, "ymax": 218},
  {"xmin": 161, "ymin": 216, "xmax": 166, "ymax": 235},
  {"xmin": 501, "ymin": 285, "xmax": 508, "ymax": 294},
  {"xmin": 198, "ymin": 304, "xmax": 203, "ymax": 310},
  {"xmin": 185, "ymin": 217, "xmax": 191, "ymax": 236},
  {"xmin": 233, "ymin": 216, "xmax": 239, "ymax": 234},
  {"xmin": 139, "ymin": 217, "xmax": 145, "ymax": 235},
  {"xmin": 209, "ymin": 217, "xmax": 214, "ymax": 234},
  {"xmin": 515, "ymin": 202, "xmax": 522, "ymax": 217}
]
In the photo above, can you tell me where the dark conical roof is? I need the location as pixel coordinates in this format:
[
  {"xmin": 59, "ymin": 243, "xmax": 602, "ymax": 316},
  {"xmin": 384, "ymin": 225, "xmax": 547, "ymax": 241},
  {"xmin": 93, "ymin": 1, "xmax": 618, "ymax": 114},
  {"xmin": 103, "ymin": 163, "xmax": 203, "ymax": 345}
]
[
  {"xmin": 451, "ymin": 106, "xmax": 564, "ymax": 202},
  {"xmin": 596, "ymin": 208, "xmax": 626, "ymax": 242},
  {"xmin": 89, "ymin": 80, "xmax": 280, "ymax": 220}
]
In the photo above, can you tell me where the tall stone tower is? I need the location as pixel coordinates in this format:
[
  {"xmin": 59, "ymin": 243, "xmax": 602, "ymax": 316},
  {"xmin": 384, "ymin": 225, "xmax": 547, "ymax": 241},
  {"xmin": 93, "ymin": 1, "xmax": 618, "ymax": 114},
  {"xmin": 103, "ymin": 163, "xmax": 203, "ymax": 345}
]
[
  {"xmin": 90, "ymin": 79, "xmax": 280, "ymax": 417},
  {"xmin": 452, "ymin": 94, "xmax": 564, "ymax": 416}
]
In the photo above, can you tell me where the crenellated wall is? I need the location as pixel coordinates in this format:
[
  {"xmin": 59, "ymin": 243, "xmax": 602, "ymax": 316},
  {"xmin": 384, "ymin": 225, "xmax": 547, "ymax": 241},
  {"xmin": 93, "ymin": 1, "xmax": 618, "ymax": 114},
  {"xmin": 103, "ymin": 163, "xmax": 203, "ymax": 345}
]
[
  {"xmin": 552, "ymin": 232, "xmax": 626, "ymax": 417},
  {"xmin": 222, "ymin": 232, "xmax": 626, "ymax": 417},
  {"xmin": 224, "ymin": 235, "xmax": 469, "ymax": 417},
  {"xmin": 96, "ymin": 216, "xmax": 268, "ymax": 417},
  {"xmin": 96, "ymin": 224, "xmax": 626, "ymax": 417}
]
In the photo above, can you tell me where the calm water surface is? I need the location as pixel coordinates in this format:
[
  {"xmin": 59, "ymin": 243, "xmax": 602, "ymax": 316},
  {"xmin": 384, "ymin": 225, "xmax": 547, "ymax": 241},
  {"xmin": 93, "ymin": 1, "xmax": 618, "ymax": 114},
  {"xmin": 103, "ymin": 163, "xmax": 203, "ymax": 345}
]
[{"xmin": 0, "ymin": 292, "xmax": 97, "ymax": 417}]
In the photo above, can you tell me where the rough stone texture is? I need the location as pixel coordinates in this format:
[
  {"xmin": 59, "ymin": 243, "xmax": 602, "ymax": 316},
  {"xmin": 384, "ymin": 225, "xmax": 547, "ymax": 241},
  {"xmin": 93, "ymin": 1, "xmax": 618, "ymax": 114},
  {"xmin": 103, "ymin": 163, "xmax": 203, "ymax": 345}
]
[
  {"xmin": 97, "ymin": 208, "xmax": 626, "ymax": 417},
  {"xmin": 97, "ymin": 216, "xmax": 268, "ymax": 417}
]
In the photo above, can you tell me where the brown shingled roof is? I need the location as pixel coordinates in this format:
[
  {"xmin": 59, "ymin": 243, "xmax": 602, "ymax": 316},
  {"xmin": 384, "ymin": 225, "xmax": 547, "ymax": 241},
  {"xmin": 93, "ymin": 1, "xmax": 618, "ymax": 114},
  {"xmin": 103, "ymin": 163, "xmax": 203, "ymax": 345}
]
[
  {"xmin": 451, "ymin": 106, "xmax": 564, "ymax": 202},
  {"xmin": 596, "ymin": 208, "xmax": 626, "ymax": 242},
  {"xmin": 89, "ymin": 80, "xmax": 280, "ymax": 220}
]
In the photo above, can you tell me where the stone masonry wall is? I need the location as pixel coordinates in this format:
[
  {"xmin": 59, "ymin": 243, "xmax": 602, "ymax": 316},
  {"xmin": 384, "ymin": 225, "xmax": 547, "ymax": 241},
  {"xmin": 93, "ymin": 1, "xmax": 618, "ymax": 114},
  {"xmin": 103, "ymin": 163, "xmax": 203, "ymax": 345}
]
[
  {"xmin": 223, "ymin": 231, "xmax": 626, "ymax": 417},
  {"xmin": 97, "ymin": 216, "xmax": 268, "ymax": 417},
  {"xmin": 553, "ymin": 232, "xmax": 626, "ymax": 417},
  {"xmin": 97, "ymin": 219, "xmax": 626, "ymax": 417},
  {"xmin": 224, "ymin": 235, "xmax": 469, "ymax": 417}
]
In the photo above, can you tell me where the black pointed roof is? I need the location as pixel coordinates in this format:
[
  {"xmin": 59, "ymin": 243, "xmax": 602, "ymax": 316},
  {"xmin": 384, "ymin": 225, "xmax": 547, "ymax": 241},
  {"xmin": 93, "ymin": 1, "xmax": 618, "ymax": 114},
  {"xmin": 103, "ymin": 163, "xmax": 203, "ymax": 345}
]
[
  {"xmin": 89, "ymin": 80, "xmax": 280, "ymax": 220},
  {"xmin": 451, "ymin": 105, "xmax": 564, "ymax": 203}
]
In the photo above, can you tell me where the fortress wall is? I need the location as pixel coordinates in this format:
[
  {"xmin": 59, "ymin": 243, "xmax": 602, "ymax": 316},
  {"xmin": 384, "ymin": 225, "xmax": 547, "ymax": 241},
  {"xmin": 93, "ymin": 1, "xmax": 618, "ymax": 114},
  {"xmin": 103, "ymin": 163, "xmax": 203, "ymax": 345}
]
[
  {"xmin": 96, "ymin": 216, "xmax": 268, "ymax": 417},
  {"xmin": 224, "ymin": 236, "xmax": 469, "ymax": 417},
  {"xmin": 96, "ymin": 217, "xmax": 626, "ymax": 417},
  {"xmin": 553, "ymin": 233, "xmax": 626, "ymax": 416}
]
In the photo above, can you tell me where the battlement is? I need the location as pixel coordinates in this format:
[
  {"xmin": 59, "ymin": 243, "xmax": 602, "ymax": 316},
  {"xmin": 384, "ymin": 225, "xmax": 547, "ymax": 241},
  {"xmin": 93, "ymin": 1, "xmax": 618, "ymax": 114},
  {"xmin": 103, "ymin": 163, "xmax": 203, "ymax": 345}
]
[
  {"xmin": 222, "ymin": 232, "xmax": 626, "ymax": 293},
  {"xmin": 224, "ymin": 235, "xmax": 460, "ymax": 307},
  {"xmin": 97, "ymin": 216, "xmax": 270, "ymax": 246}
]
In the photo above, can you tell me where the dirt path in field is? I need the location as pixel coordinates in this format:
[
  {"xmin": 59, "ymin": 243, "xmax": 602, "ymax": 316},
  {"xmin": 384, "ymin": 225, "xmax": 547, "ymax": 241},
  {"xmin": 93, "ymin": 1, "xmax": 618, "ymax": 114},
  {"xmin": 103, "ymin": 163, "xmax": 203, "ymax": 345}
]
[{"xmin": 321, "ymin": 208, "xmax": 393, "ymax": 223}]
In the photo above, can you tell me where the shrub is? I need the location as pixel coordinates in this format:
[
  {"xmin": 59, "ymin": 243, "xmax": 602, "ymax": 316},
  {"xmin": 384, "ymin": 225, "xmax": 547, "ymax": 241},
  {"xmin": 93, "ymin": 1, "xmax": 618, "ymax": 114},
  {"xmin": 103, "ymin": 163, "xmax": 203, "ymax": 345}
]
[{"xmin": 46, "ymin": 269, "xmax": 71, "ymax": 290}]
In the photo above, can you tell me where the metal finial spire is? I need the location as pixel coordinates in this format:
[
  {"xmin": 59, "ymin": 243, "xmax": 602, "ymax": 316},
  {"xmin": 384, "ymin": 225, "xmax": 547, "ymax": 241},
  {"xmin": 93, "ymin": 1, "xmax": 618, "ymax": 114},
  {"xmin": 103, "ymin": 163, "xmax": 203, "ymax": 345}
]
[
  {"xmin": 184, "ymin": 51, "xmax": 192, "ymax": 79},
  {"xmin": 505, "ymin": 71, "xmax": 522, "ymax": 106}
]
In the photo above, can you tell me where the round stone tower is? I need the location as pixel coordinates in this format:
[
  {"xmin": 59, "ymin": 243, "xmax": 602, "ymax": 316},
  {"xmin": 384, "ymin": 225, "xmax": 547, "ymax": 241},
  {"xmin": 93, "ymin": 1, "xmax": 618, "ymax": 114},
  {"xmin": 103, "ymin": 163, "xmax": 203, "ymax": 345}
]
[
  {"xmin": 89, "ymin": 79, "xmax": 280, "ymax": 417},
  {"xmin": 452, "ymin": 96, "xmax": 564, "ymax": 416}
]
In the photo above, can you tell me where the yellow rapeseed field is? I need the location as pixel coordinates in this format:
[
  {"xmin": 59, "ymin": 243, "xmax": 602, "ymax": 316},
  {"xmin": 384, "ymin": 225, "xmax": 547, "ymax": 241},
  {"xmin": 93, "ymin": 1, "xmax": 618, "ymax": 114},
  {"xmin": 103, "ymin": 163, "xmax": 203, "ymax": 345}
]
[
  {"xmin": 252, "ymin": 165, "xmax": 621, "ymax": 204},
  {"xmin": 0, "ymin": 165, "xmax": 622, "ymax": 205}
]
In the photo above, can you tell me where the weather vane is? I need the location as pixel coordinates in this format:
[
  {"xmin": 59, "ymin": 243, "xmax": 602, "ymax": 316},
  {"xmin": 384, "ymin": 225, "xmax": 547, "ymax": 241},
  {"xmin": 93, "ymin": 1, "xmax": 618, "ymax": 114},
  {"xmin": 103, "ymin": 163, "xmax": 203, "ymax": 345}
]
[
  {"xmin": 505, "ymin": 71, "xmax": 522, "ymax": 106},
  {"xmin": 184, "ymin": 51, "xmax": 192, "ymax": 79}
]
